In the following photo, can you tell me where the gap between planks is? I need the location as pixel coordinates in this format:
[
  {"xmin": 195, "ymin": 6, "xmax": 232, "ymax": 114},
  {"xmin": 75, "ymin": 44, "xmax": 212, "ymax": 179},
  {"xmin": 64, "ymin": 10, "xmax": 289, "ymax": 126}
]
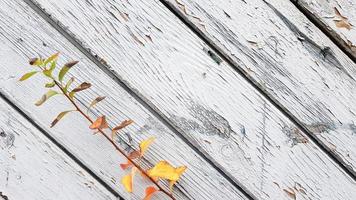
[
  {"xmin": 0, "ymin": 88, "xmax": 122, "ymax": 199},
  {"xmin": 290, "ymin": 0, "xmax": 356, "ymax": 62},
  {"xmin": 16, "ymin": 0, "xmax": 257, "ymax": 199},
  {"xmin": 157, "ymin": 0, "xmax": 356, "ymax": 180},
  {"xmin": 22, "ymin": 0, "xmax": 356, "ymax": 195}
]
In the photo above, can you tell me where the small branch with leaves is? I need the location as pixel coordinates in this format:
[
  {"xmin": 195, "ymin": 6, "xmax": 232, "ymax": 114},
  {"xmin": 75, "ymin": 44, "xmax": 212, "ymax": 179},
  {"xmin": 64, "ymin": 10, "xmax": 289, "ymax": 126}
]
[{"xmin": 20, "ymin": 52, "xmax": 187, "ymax": 200}]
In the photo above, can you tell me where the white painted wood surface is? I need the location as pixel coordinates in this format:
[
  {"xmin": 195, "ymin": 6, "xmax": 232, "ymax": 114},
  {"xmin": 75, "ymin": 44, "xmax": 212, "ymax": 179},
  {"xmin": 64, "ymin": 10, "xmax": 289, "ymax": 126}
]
[
  {"xmin": 0, "ymin": 1, "xmax": 248, "ymax": 200},
  {"xmin": 160, "ymin": 0, "xmax": 356, "ymax": 173},
  {"xmin": 293, "ymin": 0, "xmax": 356, "ymax": 58},
  {"xmin": 0, "ymin": 99, "xmax": 116, "ymax": 200},
  {"xmin": 23, "ymin": 0, "xmax": 356, "ymax": 199}
]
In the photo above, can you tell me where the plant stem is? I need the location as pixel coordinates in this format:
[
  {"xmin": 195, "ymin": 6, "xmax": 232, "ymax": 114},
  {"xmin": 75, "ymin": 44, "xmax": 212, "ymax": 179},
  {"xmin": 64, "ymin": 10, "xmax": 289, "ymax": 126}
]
[{"xmin": 52, "ymin": 79, "xmax": 175, "ymax": 200}]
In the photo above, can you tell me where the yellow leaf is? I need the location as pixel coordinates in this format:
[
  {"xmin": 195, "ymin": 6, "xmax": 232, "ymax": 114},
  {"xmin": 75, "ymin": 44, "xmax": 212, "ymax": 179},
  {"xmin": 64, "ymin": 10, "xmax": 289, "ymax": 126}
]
[
  {"xmin": 43, "ymin": 61, "xmax": 56, "ymax": 78},
  {"xmin": 169, "ymin": 166, "xmax": 187, "ymax": 192},
  {"xmin": 121, "ymin": 174, "xmax": 132, "ymax": 193},
  {"xmin": 44, "ymin": 52, "xmax": 59, "ymax": 65},
  {"xmin": 147, "ymin": 161, "xmax": 185, "ymax": 181},
  {"xmin": 121, "ymin": 167, "xmax": 137, "ymax": 193},
  {"xmin": 143, "ymin": 186, "xmax": 158, "ymax": 200},
  {"xmin": 89, "ymin": 116, "xmax": 109, "ymax": 130},
  {"xmin": 139, "ymin": 170, "xmax": 159, "ymax": 182},
  {"xmin": 139, "ymin": 137, "xmax": 155, "ymax": 156},
  {"xmin": 63, "ymin": 77, "xmax": 75, "ymax": 94},
  {"xmin": 45, "ymin": 81, "xmax": 56, "ymax": 88}
]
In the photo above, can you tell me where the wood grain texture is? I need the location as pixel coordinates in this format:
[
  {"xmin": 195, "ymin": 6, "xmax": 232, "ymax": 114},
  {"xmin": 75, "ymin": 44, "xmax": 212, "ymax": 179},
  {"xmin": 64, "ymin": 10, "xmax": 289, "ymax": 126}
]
[
  {"xmin": 0, "ymin": 1, "xmax": 248, "ymax": 200},
  {"xmin": 292, "ymin": 0, "xmax": 356, "ymax": 59},
  {"xmin": 0, "ymin": 99, "xmax": 116, "ymax": 200},
  {"xmin": 25, "ymin": 0, "xmax": 356, "ymax": 199},
  {"xmin": 160, "ymin": 0, "xmax": 356, "ymax": 173}
]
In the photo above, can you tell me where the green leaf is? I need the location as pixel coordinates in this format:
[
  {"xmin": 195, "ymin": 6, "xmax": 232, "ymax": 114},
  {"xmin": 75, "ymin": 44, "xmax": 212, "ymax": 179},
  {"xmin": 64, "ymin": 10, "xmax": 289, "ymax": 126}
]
[
  {"xmin": 50, "ymin": 110, "xmax": 72, "ymax": 128},
  {"xmin": 87, "ymin": 96, "xmax": 106, "ymax": 113},
  {"xmin": 35, "ymin": 90, "xmax": 58, "ymax": 106},
  {"xmin": 45, "ymin": 81, "xmax": 56, "ymax": 88},
  {"xmin": 43, "ymin": 61, "xmax": 56, "ymax": 78},
  {"xmin": 58, "ymin": 60, "xmax": 78, "ymax": 82},
  {"xmin": 63, "ymin": 77, "xmax": 75, "ymax": 94},
  {"xmin": 44, "ymin": 52, "xmax": 59, "ymax": 66},
  {"xmin": 19, "ymin": 71, "xmax": 38, "ymax": 81}
]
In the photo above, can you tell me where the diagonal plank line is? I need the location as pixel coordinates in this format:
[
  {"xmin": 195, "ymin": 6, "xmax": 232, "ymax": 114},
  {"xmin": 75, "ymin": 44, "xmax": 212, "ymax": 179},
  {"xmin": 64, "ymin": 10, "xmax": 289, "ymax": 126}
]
[
  {"xmin": 290, "ymin": 0, "xmax": 356, "ymax": 62},
  {"xmin": 0, "ymin": 90, "xmax": 123, "ymax": 200},
  {"xmin": 158, "ymin": 0, "xmax": 356, "ymax": 180},
  {"xmin": 19, "ymin": 0, "xmax": 257, "ymax": 199}
]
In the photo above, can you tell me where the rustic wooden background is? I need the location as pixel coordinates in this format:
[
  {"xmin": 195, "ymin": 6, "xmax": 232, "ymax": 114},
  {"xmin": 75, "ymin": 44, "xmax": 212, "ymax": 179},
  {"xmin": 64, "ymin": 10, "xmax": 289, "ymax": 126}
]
[{"xmin": 0, "ymin": 0, "xmax": 355, "ymax": 199}]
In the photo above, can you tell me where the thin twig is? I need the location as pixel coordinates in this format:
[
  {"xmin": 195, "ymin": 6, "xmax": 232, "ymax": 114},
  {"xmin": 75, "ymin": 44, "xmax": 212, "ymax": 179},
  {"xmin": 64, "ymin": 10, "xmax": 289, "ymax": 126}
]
[{"xmin": 51, "ymin": 78, "xmax": 175, "ymax": 200}]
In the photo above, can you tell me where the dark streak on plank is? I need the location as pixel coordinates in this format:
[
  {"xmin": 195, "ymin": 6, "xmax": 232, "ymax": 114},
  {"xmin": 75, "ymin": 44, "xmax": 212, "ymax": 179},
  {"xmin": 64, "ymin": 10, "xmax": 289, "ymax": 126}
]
[
  {"xmin": 158, "ymin": 0, "xmax": 356, "ymax": 179},
  {"xmin": 20, "ymin": 0, "xmax": 256, "ymax": 199},
  {"xmin": 0, "ymin": 90, "xmax": 122, "ymax": 199},
  {"xmin": 0, "ymin": 192, "xmax": 8, "ymax": 200},
  {"xmin": 290, "ymin": 0, "xmax": 356, "ymax": 62}
]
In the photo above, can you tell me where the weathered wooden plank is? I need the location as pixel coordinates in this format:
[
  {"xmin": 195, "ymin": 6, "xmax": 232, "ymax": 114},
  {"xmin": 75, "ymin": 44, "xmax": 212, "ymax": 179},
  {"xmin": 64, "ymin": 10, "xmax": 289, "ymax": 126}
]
[
  {"xmin": 0, "ymin": 1, "xmax": 249, "ymax": 200},
  {"xmin": 0, "ymin": 98, "xmax": 116, "ymax": 200},
  {"xmin": 292, "ymin": 0, "xmax": 356, "ymax": 59},
  {"xmin": 23, "ymin": 0, "xmax": 356, "ymax": 199},
  {"xmin": 159, "ymin": 0, "xmax": 356, "ymax": 173}
]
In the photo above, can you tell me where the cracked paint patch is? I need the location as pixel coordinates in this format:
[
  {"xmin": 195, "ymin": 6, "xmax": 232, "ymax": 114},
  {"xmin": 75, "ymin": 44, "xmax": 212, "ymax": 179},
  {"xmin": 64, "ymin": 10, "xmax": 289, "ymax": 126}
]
[
  {"xmin": 282, "ymin": 126, "xmax": 308, "ymax": 146},
  {"xmin": 170, "ymin": 102, "xmax": 242, "ymax": 139},
  {"xmin": 0, "ymin": 128, "xmax": 15, "ymax": 149},
  {"xmin": 306, "ymin": 122, "xmax": 335, "ymax": 134}
]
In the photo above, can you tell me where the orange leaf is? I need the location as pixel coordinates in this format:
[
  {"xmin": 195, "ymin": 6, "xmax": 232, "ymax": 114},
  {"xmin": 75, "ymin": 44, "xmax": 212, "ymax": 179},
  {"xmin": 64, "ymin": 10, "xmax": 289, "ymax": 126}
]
[
  {"xmin": 111, "ymin": 119, "xmax": 134, "ymax": 139},
  {"xmin": 139, "ymin": 137, "xmax": 155, "ymax": 156},
  {"xmin": 120, "ymin": 161, "xmax": 132, "ymax": 170},
  {"xmin": 113, "ymin": 119, "xmax": 134, "ymax": 131},
  {"xmin": 333, "ymin": 7, "xmax": 352, "ymax": 30},
  {"xmin": 143, "ymin": 186, "xmax": 158, "ymax": 200},
  {"xmin": 147, "ymin": 161, "xmax": 186, "ymax": 181},
  {"xmin": 89, "ymin": 116, "xmax": 109, "ymax": 130},
  {"xmin": 128, "ymin": 150, "xmax": 141, "ymax": 160},
  {"xmin": 120, "ymin": 150, "xmax": 140, "ymax": 170}
]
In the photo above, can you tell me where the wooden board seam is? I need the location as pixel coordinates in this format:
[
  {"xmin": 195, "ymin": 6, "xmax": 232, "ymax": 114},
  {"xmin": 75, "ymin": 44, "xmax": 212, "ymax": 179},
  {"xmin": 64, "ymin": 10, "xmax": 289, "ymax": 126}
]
[
  {"xmin": 290, "ymin": 0, "xmax": 356, "ymax": 62},
  {"xmin": 157, "ymin": 0, "xmax": 356, "ymax": 180},
  {"xmin": 0, "ymin": 90, "xmax": 122, "ymax": 199},
  {"xmin": 19, "ymin": 0, "xmax": 257, "ymax": 199},
  {"xmin": 23, "ymin": 0, "xmax": 356, "ymax": 190}
]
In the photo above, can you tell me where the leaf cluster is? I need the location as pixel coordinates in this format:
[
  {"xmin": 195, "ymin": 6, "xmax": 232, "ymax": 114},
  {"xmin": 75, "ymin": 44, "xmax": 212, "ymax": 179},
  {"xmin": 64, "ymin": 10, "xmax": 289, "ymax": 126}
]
[{"xmin": 20, "ymin": 53, "xmax": 186, "ymax": 200}]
